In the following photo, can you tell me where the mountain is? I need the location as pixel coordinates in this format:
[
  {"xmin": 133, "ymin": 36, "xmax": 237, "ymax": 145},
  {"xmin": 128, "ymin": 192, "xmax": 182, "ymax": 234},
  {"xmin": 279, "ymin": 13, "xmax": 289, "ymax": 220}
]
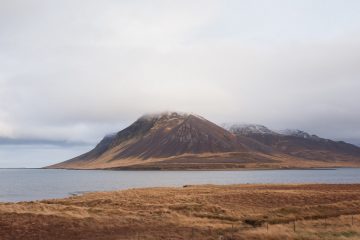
[
  {"xmin": 278, "ymin": 129, "xmax": 320, "ymax": 140},
  {"xmin": 227, "ymin": 124, "xmax": 360, "ymax": 162},
  {"xmin": 223, "ymin": 124, "xmax": 277, "ymax": 136},
  {"xmin": 49, "ymin": 112, "xmax": 360, "ymax": 170}
]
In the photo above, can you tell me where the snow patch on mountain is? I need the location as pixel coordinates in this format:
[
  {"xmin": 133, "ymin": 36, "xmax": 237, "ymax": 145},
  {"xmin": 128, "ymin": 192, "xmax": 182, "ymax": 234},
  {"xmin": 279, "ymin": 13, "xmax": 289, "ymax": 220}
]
[
  {"xmin": 223, "ymin": 123, "xmax": 322, "ymax": 140},
  {"xmin": 224, "ymin": 123, "xmax": 277, "ymax": 135},
  {"xmin": 278, "ymin": 129, "xmax": 320, "ymax": 140},
  {"xmin": 140, "ymin": 111, "xmax": 189, "ymax": 121}
]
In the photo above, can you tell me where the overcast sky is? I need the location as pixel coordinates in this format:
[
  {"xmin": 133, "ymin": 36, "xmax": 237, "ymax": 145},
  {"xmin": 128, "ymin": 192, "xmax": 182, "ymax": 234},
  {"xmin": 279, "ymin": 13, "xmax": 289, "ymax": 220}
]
[{"xmin": 1, "ymin": 0, "xmax": 360, "ymax": 167}]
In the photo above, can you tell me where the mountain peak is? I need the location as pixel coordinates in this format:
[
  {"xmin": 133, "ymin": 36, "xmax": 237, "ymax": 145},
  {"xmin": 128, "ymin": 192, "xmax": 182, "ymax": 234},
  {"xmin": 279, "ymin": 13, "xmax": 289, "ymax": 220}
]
[{"xmin": 139, "ymin": 111, "xmax": 189, "ymax": 121}]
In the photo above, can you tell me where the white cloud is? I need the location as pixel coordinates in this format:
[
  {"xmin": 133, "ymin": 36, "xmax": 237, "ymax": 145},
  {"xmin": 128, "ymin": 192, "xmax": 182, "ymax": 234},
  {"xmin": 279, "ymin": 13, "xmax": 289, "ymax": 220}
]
[{"xmin": 0, "ymin": 0, "xmax": 360, "ymax": 147}]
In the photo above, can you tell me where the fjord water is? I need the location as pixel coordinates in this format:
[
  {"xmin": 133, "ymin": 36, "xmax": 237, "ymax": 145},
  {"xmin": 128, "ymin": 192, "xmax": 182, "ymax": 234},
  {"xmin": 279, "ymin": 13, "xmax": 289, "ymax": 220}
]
[{"xmin": 1, "ymin": 168, "xmax": 360, "ymax": 202}]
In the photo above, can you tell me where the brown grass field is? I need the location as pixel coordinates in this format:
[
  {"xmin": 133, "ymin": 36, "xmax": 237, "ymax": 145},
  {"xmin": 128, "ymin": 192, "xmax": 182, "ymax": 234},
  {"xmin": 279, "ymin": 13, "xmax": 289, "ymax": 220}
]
[{"xmin": 1, "ymin": 184, "xmax": 360, "ymax": 239}]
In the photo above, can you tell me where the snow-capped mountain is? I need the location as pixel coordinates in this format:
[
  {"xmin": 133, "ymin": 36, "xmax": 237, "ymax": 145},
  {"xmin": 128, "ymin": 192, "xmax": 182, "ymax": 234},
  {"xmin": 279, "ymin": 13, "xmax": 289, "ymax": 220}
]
[
  {"xmin": 223, "ymin": 124, "xmax": 277, "ymax": 135},
  {"xmin": 224, "ymin": 123, "xmax": 321, "ymax": 140},
  {"xmin": 278, "ymin": 129, "xmax": 320, "ymax": 140},
  {"xmin": 48, "ymin": 112, "xmax": 360, "ymax": 170}
]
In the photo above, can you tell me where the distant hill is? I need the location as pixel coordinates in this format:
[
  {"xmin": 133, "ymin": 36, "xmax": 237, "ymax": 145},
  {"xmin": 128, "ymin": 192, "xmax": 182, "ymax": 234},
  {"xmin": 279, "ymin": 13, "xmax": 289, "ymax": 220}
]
[
  {"xmin": 225, "ymin": 124, "xmax": 360, "ymax": 163},
  {"xmin": 48, "ymin": 112, "xmax": 360, "ymax": 170}
]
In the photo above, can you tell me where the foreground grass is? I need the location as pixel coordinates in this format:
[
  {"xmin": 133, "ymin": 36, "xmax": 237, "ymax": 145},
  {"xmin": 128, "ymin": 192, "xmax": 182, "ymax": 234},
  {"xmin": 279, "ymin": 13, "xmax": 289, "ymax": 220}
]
[{"xmin": 1, "ymin": 184, "xmax": 360, "ymax": 239}]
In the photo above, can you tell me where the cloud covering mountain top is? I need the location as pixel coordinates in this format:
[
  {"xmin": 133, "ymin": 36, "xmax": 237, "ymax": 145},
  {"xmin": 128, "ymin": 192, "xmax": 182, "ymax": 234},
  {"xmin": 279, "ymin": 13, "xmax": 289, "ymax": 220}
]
[{"xmin": 1, "ymin": 1, "xmax": 360, "ymax": 167}]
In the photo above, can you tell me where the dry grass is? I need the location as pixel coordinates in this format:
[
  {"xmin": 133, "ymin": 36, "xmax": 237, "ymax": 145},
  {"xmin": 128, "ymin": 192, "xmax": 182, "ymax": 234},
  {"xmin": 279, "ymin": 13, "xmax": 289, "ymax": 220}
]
[{"xmin": 1, "ymin": 184, "xmax": 360, "ymax": 239}]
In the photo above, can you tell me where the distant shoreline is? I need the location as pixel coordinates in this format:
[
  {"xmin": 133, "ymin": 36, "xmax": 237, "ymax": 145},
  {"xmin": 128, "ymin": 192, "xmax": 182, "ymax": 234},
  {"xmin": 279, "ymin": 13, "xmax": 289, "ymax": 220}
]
[
  {"xmin": 0, "ymin": 167, "xmax": 349, "ymax": 171},
  {"xmin": 0, "ymin": 167, "xmax": 41, "ymax": 169}
]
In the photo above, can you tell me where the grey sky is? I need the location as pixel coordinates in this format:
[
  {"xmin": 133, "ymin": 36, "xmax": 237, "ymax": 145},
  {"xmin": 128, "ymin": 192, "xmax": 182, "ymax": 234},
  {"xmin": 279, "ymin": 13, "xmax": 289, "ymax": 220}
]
[{"xmin": 1, "ymin": 0, "xmax": 360, "ymax": 167}]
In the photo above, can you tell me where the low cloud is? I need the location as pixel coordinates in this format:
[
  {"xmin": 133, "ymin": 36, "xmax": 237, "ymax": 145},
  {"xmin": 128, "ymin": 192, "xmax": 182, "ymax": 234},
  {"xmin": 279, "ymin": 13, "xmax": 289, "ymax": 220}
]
[
  {"xmin": 0, "ymin": 0, "xmax": 360, "ymax": 147},
  {"xmin": 0, "ymin": 137, "xmax": 89, "ymax": 147}
]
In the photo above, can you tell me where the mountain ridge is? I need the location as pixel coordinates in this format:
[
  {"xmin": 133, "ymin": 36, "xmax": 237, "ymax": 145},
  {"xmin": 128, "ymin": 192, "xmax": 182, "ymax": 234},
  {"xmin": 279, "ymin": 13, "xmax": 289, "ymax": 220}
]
[{"xmin": 48, "ymin": 112, "xmax": 360, "ymax": 170}]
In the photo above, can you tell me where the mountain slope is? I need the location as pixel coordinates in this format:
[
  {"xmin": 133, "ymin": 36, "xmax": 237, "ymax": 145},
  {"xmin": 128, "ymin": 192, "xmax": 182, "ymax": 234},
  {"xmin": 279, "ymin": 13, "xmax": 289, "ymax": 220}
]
[
  {"xmin": 227, "ymin": 124, "xmax": 360, "ymax": 162},
  {"xmin": 50, "ymin": 113, "xmax": 275, "ymax": 169},
  {"xmin": 49, "ymin": 113, "xmax": 360, "ymax": 170}
]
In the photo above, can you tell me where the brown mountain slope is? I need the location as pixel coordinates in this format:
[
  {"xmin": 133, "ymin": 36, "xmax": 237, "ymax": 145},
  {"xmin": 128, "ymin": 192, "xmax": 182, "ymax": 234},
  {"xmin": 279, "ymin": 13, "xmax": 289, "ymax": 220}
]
[
  {"xmin": 227, "ymin": 124, "xmax": 360, "ymax": 162},
  {"xmin": 48, "ymin": 113, "xmax": 360, "ymax": 170}
]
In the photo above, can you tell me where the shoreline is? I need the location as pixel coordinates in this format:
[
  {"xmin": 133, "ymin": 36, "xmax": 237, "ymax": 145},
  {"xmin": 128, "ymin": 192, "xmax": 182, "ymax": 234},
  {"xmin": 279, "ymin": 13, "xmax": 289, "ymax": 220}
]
[
  {"xmin": 44, "ymin": 166, "xmax": 345, "ymax": 171},
  {"xmin": 3, "ymin": 180, "xmax": 360, "ymax": 204},
  {"xmin": 2, "ymin": 181, "xmax": 360, "ymax": 204},
  {"xmin": 3, "ymin": 166, "xmax": 360, "ymax": 171}
]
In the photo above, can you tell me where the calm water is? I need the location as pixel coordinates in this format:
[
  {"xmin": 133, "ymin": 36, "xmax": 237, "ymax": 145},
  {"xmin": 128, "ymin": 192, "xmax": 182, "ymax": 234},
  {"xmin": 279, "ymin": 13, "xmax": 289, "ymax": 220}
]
[{"xmin": 1, "ymin": 168, "xmax": 360, "ymax": 202}]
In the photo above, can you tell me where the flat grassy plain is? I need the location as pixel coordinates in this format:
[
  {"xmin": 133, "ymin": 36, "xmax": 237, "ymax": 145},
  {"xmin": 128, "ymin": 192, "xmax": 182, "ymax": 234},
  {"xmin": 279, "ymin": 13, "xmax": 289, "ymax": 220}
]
[{"xmin": 1, "ymin": 184, "xmax": 360, "ymax": 239}]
